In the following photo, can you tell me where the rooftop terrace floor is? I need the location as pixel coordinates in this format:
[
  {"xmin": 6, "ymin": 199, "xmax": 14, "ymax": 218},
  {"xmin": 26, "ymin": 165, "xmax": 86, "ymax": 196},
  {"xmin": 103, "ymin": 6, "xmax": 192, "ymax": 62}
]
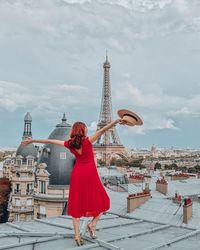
[{"xmin": 0, "ymin": 211, "xmax": 200, "ymax": 250}]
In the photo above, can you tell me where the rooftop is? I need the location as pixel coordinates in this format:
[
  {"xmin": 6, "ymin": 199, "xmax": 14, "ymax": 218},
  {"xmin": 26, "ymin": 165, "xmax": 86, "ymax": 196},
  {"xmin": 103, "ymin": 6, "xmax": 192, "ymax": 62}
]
[
  {"xmin": 1, "ymin": 177, "xmax": 200, "ymax": 250},
  {"xmin": 1, "ymin": 169, "xmax": 200, "ymax": 249},
  {"xmin": 0, "ymin": 212, "xmax": 199, "ymax": 250}
]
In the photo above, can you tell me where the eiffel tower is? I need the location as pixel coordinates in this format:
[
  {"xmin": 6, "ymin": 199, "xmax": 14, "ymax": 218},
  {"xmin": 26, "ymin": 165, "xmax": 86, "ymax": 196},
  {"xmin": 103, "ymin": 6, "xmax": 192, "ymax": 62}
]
[{"xmin": 94, "ymin": 55, "xmax": 125, "ymax": 165}]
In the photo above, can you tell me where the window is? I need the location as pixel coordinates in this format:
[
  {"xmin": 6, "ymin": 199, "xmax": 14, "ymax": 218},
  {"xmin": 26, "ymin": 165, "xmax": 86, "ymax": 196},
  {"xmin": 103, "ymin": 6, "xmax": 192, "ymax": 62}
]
[
  {"xmin": 27, "ymin": 160, "xmax": 33, "ymax": 166},
  {"xmin": 17, "ymin": 160, "xmax": 22, "ymax": 166},
  {"xmin": 27, "ymin": 214, "xmax": 33, "ymax": 221},
  {"xmin": 43, "ymin": 148, "xmax": 50, "ymax": 158},
  {"xmin": 43, "ymin": 152, "xmax": 48, "ymax": 158},
  {"xmin": 27, "ymin": 183, "xmax": 33, "ymax": 194},
  {"xmin": 15, "ymin": 198, "xmax": 21, "ymax": 206},
  {"xmin": 16, "ymin": 183, "xmax": 20, "ymax": 191},
  {"xmin": 60, "ymin": 152, "xmax": 66, "ymax": 159},
  {"xmin": 39, "ymin": 206, "xmax": 46, "ymax": 215},
  {"xmin": 27, "ymin": 198, "xmax": 32, "ymax": 206},
  {"xmin": 15, "ymin": 214, "xmax": 20, "ymax": 222},
  {"xmin": 40, "ymin": 181, "xmax": 46, "ymax": 194},
  {"xmin": 15, "ymin": 184, "xmax": 21, "ymax": 194}
]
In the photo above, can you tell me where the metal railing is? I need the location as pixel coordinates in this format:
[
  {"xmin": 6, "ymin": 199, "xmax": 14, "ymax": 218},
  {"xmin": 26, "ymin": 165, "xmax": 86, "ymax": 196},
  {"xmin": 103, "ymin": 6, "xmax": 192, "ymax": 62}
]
[
  {"xmin": 26, "ymin": 189, "xmax": 34, "ymax": 195},
  {"xmin": 37, "ymin": 213, "xmax": 46, "ymax": 219},
  {"xmin": 14, "ymin": 190, "xmax": 21, "ymax": 195}
]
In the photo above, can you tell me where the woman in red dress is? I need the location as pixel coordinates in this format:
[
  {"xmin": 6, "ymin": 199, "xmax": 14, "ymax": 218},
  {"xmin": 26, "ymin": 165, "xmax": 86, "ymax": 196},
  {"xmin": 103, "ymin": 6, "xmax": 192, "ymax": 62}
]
[{"xmin": 22, "ymin": 119, "xmax": 124, "ymax": 246}]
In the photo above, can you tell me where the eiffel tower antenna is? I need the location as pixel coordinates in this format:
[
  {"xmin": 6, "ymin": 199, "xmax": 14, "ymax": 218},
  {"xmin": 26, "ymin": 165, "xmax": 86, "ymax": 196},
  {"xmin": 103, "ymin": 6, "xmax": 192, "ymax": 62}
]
[{"xmin": 94, "ymin": 54, "xmax": 124, "ymax": 165}]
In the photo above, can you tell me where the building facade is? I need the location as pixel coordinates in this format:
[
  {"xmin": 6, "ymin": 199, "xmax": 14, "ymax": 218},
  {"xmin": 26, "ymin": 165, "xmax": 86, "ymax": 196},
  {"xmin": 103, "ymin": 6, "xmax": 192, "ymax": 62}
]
[{"xmin": 3, "ymin": 113, "xmax": 74, "ymax": 222}]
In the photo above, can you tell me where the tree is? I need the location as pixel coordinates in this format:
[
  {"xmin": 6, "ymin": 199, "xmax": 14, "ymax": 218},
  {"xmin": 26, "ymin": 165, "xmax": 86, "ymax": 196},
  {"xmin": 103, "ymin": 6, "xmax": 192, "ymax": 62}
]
[{"xmin": 155, "ymin": 162, "xmax": 161, "ymax": 170}]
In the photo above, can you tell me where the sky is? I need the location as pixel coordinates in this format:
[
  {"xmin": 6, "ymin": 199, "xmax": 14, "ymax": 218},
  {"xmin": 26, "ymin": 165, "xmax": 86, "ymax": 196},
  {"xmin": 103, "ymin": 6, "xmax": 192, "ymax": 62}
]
[{"xmin": 0, "ymin": 0, "xmax": 200, "ymax": 149}]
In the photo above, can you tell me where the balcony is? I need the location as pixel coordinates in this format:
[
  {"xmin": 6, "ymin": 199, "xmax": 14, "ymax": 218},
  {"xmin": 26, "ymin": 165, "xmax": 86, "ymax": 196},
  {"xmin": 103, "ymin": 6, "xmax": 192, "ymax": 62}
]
[
  {"xmin": 37, "ymin": 213, "xmax": 46, "ymax": 219},
  {"xmin": 26, "ymin": 189, "xmax": 34, "ymax": 195},
  {"xmin": 14, "ymin": 190, "xmax": 21, "ymax": 195},
  {"xmin": 8, "ymin": 205, "xmax": 34, "ymax": 213}
]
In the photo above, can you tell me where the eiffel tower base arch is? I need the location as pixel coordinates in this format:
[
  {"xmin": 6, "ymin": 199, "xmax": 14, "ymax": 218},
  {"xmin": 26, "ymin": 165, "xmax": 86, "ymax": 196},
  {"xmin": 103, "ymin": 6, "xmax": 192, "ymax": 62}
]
[{"xmin": 94, "ymin": 145, "xmax": 125, "ymax": 166}]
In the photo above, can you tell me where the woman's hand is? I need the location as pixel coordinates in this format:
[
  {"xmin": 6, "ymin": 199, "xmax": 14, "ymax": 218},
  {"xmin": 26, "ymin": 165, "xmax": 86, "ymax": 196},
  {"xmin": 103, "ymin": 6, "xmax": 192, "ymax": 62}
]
[
  {"xmin": 116, "ymin": 119, "xmax": 127, "ymax": 125},
  {"xmin": 22, "ymin": 138, "xmax": 65, "ymax": 147},
  {"xmin": 21, "ymin": 137, "xmax": 33, "ymax": 146}
]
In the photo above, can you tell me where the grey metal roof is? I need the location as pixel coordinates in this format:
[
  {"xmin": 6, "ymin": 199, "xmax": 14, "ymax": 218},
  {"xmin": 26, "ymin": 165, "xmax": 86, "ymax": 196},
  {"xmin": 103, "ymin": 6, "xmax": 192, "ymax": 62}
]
[
  {"xmin": 16, "ymin": 143, "xmax": 38, "ymax": 160},
  {"xmin": 2, "ymin": 165, "xmax": 200, "ymax": 249},
  {"xmin": 38, "ymin": 114, "xmax": 75, "ymax": 185},
  {"xmin": 0, "ymin": 211, "xmax": 199, "ymax": 250}
]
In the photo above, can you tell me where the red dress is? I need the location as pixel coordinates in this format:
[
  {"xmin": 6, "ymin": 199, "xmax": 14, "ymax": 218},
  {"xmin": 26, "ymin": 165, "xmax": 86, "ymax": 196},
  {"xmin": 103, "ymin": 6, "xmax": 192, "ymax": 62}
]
[{"xmin": 64, "ymin": 137, "xmax": 110, "ymax": 218}]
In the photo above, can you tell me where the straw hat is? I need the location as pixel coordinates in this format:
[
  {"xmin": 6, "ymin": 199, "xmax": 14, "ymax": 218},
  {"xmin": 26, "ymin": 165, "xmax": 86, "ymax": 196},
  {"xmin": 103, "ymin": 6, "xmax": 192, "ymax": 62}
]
[{"xmin": 117, "ymin": 109, "xmax": 143, "ymax": 126}]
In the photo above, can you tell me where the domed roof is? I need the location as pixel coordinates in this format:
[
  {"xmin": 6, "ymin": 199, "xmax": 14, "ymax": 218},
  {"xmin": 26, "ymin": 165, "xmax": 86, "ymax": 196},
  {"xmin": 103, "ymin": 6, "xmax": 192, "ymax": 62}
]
[
  {"xmin": 16, "ymin": 143, "xmax": 38, "ymax": 160},
  {"xmin": 37, "ymin": 114, "xmax": 75, "ymax": 185}
]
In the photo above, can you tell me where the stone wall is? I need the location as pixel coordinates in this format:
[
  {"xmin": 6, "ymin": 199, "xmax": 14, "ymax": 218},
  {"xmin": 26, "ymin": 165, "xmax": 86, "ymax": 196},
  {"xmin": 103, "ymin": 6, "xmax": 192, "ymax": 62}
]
[
  {"xmin": 127, "ymin": 191, "xmax": 151, "ymax": 213},
  {"xmin": 183, "ymin": 198, "xmax": 192, "ymax": 224}
]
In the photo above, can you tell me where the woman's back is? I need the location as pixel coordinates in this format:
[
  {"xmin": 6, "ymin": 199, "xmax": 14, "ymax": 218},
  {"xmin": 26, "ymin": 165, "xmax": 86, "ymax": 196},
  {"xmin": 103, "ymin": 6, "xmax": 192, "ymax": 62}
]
[{"xmin": 64, "ymin": 137, "xmax": 95, "ymax": 165}]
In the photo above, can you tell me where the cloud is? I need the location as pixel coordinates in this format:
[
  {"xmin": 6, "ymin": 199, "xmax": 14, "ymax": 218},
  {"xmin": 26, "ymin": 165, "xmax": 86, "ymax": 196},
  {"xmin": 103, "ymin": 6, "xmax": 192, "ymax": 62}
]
[
  {"xmin": 0, "ymin": 81, "xmax": 32, "ymax": 112},
  {"xmin": 0, "ymin": 80, "xmax": 91, "ymax": 115},
  {"xmin": 115, "ymin": 84, "xmax": 160, "ymax": 108},
  {"xmin": 1, "ymin": 78, "xmax": 196, "ymax": 134},
  {"xmin": 174, "ymin": 0, "xmax": 190, "ymax": 14},
  {"xmin": 123, "ymin": 117, "xmax": 178, "ymax": 138},
  {"xmin": 158, "ymin": 119, "xmax": 178, "ymax": 130},
  {"xmin": 107, "ymin": 38, "xmax": 125, "ymax": 52},
  {"xmin": 143, "ymin": 117, "xmax": 179, "ymax": 131},
  {"xmin": 87, "ymin": 121, "xmax": 97, "ymax": 131},
  {"xmin": 63, "ymin": 0, "xmax": 173, "ymax": 12},
  {"xmin": 114, "ymin": 82, "xmax": 200, "ymax": 132},
  {"xmin": 134, "ymin": 126, "xmax": 146, "ymax": 135},
  {"xmin": 0, "ymin": 0, "xmax": 198, "ymax": 42},
  {"xmin": 167, "ymin": 107, "xmax": 190, "ymax": 116},
  {"xmin": 0, "ymin": 0, "xmax": 200, "ymax": 148}
]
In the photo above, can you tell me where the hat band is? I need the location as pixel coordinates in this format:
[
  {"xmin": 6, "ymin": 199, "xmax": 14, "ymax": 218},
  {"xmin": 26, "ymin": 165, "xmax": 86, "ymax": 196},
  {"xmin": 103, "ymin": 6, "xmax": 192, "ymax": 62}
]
[{"xmin": 123, "ymin": 113, "xmax": 138, "ymax": 121}]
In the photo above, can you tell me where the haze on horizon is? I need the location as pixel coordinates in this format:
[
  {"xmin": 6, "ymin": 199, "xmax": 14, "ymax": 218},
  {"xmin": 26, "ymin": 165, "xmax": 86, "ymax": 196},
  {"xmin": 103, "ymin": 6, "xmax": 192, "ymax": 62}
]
[{"xmin": 0, "ymin": 0, "xmax": 200, "ymax": 149}]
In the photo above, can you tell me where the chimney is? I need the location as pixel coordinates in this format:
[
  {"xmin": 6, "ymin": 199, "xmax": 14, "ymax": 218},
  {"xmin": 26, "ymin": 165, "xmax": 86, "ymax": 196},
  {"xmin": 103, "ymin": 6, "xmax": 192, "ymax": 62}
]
[
  {"xmin": 129, "ymin": 174, "xmax": 144, "ymax": 183},
  {"xmin": 143, "ymin": 183, "xmax": 150, "ymax": 193},
  {"xmin": 156, "ymin": 178, "xmax": 168, "ymax": 195},
  {"xmin": 172, "ymin": 192, "xmax": 182, "ymax": 205},
  {"xmin": 183, "ymin": 197, "xmax": 192, "ymax": 224},
  {"xmin": 127, "ymin": 190, "xmax": 151, "ymax": 213},
  {"xmin": 171, "ymin": 173, "xmax": 189, "ymax": 181}
]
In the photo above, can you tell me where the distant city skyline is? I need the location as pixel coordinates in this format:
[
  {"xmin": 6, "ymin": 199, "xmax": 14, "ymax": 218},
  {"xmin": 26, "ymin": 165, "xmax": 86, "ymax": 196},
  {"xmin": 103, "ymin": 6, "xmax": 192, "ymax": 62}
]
[{"xmin": 0, "ymin": 0, "xmax": 200, "ymax": 148}]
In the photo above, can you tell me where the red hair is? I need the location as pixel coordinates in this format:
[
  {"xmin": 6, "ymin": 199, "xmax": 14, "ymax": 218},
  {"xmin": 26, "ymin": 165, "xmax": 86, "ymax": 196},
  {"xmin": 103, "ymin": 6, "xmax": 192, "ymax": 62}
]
[{"xmin": 68, "ymin": 122, "xmax": 86, "ymax": 149}]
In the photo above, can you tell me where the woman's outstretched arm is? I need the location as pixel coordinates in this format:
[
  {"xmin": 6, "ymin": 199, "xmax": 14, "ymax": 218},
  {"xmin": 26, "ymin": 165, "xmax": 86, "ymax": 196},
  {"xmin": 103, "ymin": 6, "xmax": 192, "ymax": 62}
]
[
  {"xmin": 21, "ymin": 137, "xmax": 65, "ymax": 147},
  {"xmin": 89, "ymin": 119, "xmax": 125, "ymax": 144}
]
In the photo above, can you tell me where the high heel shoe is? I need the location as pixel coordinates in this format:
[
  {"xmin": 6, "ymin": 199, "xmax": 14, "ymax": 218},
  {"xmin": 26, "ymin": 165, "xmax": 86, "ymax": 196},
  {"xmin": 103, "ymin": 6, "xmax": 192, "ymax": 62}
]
[
  {"xmin": 74, "ymin": 235, "xmax": 84, "ymax": 246},
  {"xmin": 87, "ymin": 224, "xmax": 97, "ymax": 239}
]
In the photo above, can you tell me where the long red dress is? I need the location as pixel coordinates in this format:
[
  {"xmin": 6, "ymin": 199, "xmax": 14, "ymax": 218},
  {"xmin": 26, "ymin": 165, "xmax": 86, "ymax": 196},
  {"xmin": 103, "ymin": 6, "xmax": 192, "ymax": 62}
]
[{"xmin": 64, "ymin": 137, "xmax": 110, "ymax": 218}]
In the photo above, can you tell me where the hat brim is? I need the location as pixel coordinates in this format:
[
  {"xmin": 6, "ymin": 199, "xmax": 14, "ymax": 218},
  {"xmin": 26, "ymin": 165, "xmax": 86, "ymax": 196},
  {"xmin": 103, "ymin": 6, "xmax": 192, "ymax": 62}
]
[{"xmin": 117, "ymin": 109, "xmax": 143, "ymax": 126}]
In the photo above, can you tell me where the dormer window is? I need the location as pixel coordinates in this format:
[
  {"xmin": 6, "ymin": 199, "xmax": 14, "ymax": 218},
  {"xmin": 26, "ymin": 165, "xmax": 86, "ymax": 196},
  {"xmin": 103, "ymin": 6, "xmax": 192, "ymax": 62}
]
[
  {"xmin": 60, "ymin": 152, "xmax": 66, "ymax": 160},
  {"xmin": 16, "ymin": 159, "xmax": 22, "ymax": 166},
  {"xmin": 39, "ymin": 181, "xmax": 46, "ymax": 194},
  {"xmin": 27, "ymin": 159, "xmax": 33, "ymax": 166},
  {"xmin": 43, "ymin": 148, "xmax": 50, "ymax": 158}
]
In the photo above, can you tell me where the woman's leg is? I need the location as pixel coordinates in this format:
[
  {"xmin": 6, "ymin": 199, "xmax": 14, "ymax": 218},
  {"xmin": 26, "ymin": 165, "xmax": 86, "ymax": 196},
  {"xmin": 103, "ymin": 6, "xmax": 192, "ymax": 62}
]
[
  {"xmin": 90, "ymin": 213, "xmax": 101, "ymax": 230},
  {"xmin": 72, "ymin": 217, "xmax": 80, "ymax": 237},
  {"xmin": 72, "ymin": 217, "xmax": 84, "ymax": 246}
]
